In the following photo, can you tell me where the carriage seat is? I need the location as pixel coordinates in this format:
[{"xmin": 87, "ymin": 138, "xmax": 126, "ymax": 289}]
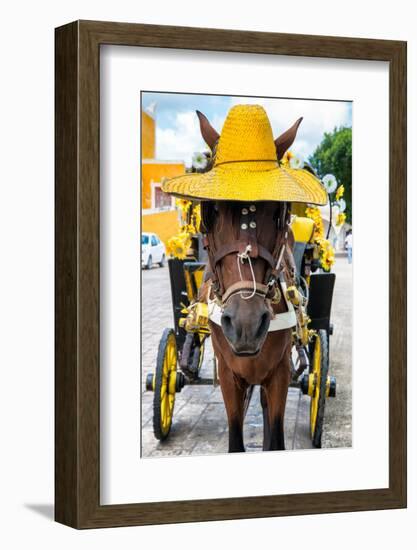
[{"xmin": 290, "ymin": 216, "xmax": 315, "ymax": 244}]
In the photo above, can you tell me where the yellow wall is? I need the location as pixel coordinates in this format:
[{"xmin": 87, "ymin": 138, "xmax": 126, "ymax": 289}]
[
  {"xmin": 141, "ymin": 111, "xmax": 155, "ymax": 159},
  {"xmin": 141, "ymin": 108, "xmax": 185, "ymax": 210},
  {"xmin": 142, "ymin": 209, "xmax": 180, "ymax": 247},
  {"xmin": 141, "ymin": 162, "xmax": 184, "ymax": 209}
]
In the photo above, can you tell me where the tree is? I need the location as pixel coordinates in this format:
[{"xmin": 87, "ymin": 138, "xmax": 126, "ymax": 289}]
[{"xmin": 309, "ymin": 127, "xmax": 352, "ymax": 223}]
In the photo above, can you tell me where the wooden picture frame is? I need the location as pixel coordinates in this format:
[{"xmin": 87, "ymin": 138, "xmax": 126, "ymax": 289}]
[{"xmin": 55, "ymin": 20, "xmax": 407, "ymax": 528}]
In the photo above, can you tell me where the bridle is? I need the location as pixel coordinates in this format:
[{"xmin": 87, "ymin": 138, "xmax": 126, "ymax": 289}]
[{"xmin": 202, "ymin": 201, "xmax": 293, "ymax": 307}]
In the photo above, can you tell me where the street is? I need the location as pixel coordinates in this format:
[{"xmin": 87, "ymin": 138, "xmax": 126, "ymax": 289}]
[{"xmin": 141, "ymin": 255, "xmax": 352, "ymax": 456}]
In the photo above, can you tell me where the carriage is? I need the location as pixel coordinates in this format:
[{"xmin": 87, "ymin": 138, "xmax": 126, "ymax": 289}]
[
  {"xmin": 145, "ymin": 207, "xmax": 337, "ymax": 449},
  {"xmin": 145, "ymin": 104, "xmax": 340, "ymax": 451}
]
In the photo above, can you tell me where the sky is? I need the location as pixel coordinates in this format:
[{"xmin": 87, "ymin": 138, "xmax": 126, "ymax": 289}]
[{"xmin": 142, "ymin": 91, "xmax": 352, "ymax": 167}]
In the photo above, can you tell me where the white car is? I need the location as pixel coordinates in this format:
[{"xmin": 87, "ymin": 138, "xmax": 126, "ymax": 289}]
[{"xmin": 141, "ymin": 232, "xmax": 166, "ymax": 269}]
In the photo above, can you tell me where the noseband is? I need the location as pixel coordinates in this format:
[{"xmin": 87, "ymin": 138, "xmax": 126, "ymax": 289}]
[{"xmin": 202, "ymin": 202, "xmax": 292, "ymax": 306}]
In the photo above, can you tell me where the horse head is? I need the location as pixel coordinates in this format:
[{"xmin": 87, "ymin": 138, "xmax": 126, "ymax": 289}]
[{"xmin": 197, "ymin": 111, "xmax": 303, "ymax": 357}]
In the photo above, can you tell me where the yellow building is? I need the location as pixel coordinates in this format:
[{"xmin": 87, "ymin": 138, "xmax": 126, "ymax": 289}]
[
  {"xmin": 141, "ymin": 109, "xmax": 185, "ymax": 246},
  {"xmin": 141, "ymin": 110, "xmax": 156, "ymax": 160},
  {"xmin": 141, "ymin": 110, "xmax": 185, "ymax": 210}
]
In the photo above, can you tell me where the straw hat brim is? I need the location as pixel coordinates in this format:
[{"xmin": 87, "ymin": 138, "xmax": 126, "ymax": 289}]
[{"xmin": 161, "ymin": 162, "xmax": 328, "ymax": 205}]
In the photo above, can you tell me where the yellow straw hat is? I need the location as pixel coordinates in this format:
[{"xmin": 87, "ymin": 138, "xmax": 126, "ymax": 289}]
[{"xmin": 161, "ymin": 104, "xmax": 327, "ymax": 205}]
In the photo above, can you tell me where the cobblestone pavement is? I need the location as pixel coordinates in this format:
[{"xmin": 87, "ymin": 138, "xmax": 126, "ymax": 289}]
[{"xmin": 141, "ymin": 256, "xmax": 352, "ymax": 457}]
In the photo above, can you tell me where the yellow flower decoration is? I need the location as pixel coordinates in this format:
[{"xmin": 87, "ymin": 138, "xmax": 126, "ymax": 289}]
[
  {"xmin": 175, "ymin": 199, "xmax": 192, "ymax": 223},
  {"xmin": 280, "ymin": 150, "xmax": 294, "ymax": 167},
  {"xmin": 335, "ymin": 185, "xmax": 344, "ymax": 201},
  {"xmin": 316, "ymin": 237, "xmax": 335, "ymax": 272},
  {"xmin": 167, "ymin": 232, "xmax": 192, "ymax": 260},
  {"xmin": 305, "ymin": 206, "xmax": 335, "ymax": 271},
  {"xmin": 305, "ymin": 206, "xmax": 324, "ymax": 240},
  {"xmin": 176, "ymin": 198, "xmax": 192, "ymax": 212},
  {"xmin": 336, "ymin": 212, "xmax": 346, "ymax": 226},
  {"xmin": 167, "ymin": 202, "xmax": 203, "ymax": 259},
  {"xmin": 191, "ymin": 204, "xmax": 201, "ymax": 233}
]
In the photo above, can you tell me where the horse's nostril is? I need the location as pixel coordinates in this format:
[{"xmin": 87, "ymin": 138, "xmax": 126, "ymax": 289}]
[
  {"xmin": 256, "ymin": 312, "xmax": 270, "ymax": 339},
  {"xmin": 222, "ymin": 314, "xmax": 232, "ymax": 330},
  {"xmin": 222, "ymin": 312, "xmax": 242, "ymax": 340}
]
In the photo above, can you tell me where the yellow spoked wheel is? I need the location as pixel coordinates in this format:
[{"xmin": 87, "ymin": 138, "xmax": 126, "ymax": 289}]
[
  {"xmin": 309, "ymin": 329, "xmax": 329, "ymax": 448},
  {"xmin": 153, "ymin": 328, "xmax": 178, "ymax": 441}
]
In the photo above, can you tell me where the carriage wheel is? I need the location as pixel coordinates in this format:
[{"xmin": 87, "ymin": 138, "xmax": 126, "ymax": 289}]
[
  {"xmin": 153, "ymin": 328, "xmax": 178, "ymax": 441},
  {"xmin": 309, "ymin": 329, "xmax": 329, "ymax": 448}
]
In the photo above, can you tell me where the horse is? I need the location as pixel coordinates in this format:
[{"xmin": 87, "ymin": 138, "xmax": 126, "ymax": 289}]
[{"xmin": 196, "ymin": 111, "xmax": 302, "ymax": 452}]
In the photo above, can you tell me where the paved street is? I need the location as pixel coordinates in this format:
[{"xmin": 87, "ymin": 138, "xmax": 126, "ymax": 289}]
[{"xmin": 141, "ymin": 255, "xmax": 352, "ymax": 456}]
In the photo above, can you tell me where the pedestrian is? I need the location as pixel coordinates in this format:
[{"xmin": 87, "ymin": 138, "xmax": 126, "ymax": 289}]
[{"xmin": 345, "ymin": 229, "xmax": 353, "ymax": 264}]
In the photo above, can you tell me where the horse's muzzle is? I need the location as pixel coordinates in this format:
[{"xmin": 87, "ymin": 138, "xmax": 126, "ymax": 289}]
[{"xmin": 221, "ymin": 294, "xmax": 270, "ymax": 355}]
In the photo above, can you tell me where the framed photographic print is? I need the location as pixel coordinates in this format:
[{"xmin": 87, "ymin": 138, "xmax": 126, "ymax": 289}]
[{"xmin": 55, "ymin": 20, "xmax": 406, "ymax": 528}]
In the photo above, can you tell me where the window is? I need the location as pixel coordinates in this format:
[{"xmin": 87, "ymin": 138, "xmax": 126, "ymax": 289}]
[
  {"xmin": 151, "ymin": 235, "xmax": 158, "ymax": 246},
  {"xmin": 154, "ymin": 185, "xmax": 172, "ymax": 209},
  {"xmin": 142, "ymin": 234, "xmax": 149, "ymax": 245}
]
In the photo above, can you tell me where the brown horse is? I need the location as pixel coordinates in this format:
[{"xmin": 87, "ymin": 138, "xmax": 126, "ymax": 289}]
[{"xmin": 197, "ymin": 112, "xmax": 302, "ymax": 452}]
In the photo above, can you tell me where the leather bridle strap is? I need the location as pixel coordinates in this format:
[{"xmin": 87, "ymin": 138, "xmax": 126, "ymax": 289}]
[
  {"xmin": 204, "ymin": 238, "xmax": 287, "ymax": 300},
  {"xmin": 265, "ymin": 206, "xmax": 291, "ymax": 283},
  {"xmin": 222, "ymin": 280, "xmax": 270, "ymax": 305},
  {"xmin": 204, "ymin": 232, "xmax": 227, "ymax": 296},
  {"xmin": 213, "ymin": 240, "xmax": 276, "ymax": 271},
  {"xmin": 202, "ymin": 203, "xmax": 291, "ymax": 302}
]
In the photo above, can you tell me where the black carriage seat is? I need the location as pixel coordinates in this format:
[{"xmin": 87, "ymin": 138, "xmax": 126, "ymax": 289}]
[
  {"xmin": 290, "ymin": 216, "xmax": 336, "ymax": 335},
  {"xmin": 167, "ymin": 258, "xmax": 207, "ymax": 346},
  {"xmin": 167, "ymin": 234, "xmax": 208, "ymax": 347},
  {"xmin": 307, "ymin": 272, "xmax": 335, "ymax": 334}
]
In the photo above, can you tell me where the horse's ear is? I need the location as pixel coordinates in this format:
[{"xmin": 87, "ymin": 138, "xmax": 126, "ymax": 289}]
[
  {"xmin": 196, "ymin": 110, "xmax": 220, "ymax": 150},
  {"xmin": 274, "ymin": 117, "xmax": 303, "ymax": 161}
]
